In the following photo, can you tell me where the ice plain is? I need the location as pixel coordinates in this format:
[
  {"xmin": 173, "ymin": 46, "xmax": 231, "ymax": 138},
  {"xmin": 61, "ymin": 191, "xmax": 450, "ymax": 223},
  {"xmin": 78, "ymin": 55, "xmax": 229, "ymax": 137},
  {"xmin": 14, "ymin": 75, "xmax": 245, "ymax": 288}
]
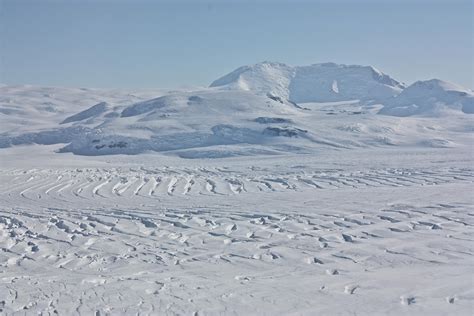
[{"xmin": 0, "ymin": 62, "xmax": 473, "ymax": 315}]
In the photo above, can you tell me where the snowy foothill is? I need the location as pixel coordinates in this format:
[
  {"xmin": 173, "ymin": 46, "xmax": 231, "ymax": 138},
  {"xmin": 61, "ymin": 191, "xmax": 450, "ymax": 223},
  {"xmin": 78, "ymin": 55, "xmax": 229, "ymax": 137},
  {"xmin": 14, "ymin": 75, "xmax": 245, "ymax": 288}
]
[{"xmin": 0, "ymin": 62, "xmax": 473, "ymax": 315}]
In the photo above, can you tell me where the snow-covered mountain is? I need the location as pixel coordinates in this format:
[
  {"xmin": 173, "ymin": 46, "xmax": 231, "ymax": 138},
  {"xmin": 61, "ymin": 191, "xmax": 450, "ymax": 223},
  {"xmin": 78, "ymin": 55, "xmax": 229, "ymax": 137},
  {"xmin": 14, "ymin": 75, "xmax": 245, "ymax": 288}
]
[
  {"xmin": 379, "ymin": 79, "xmax": 474, "ymax": 116},
  {"xmin": 210, "ymin": 61, "xmax": 405, "ymax": 102}
]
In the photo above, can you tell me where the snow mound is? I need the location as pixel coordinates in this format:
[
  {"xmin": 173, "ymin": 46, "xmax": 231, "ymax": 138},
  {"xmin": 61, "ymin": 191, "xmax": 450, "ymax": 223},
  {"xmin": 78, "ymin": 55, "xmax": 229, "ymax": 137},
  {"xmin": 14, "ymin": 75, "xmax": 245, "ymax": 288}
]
[
  {"xmin": 210, "ymin": 61, "xmax": 405, "ymax": 102},
  {"xmin": 379, "ymin": 79, "xmax": 474, "ymax": 117}
]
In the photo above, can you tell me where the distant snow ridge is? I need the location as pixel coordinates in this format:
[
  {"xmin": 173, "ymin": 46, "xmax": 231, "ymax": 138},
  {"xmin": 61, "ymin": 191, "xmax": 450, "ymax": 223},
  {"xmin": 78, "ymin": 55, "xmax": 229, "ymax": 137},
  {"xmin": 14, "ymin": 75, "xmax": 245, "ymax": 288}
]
[
  {"xmin": 61, "ymin": 102, "xmax": 111, "ymax": 124},
  {"xmin": 120, "ymin": 95, "xmax": 186, "ymax": 117},
  {"xmin": 379, "ymin": 79, "xmax": 474, "ymax": 117},
  {"xmin": 210, "ymin": 61, "xmax": 405, "ymax": 102}
]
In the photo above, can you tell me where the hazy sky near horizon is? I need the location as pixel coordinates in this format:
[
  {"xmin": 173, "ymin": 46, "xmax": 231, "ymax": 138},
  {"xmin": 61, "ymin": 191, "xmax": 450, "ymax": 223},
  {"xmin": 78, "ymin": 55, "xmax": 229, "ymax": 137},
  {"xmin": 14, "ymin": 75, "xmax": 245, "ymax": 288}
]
[{"xmin": 1, "ymin": 0, "xmax": 473, "ymax": 89}]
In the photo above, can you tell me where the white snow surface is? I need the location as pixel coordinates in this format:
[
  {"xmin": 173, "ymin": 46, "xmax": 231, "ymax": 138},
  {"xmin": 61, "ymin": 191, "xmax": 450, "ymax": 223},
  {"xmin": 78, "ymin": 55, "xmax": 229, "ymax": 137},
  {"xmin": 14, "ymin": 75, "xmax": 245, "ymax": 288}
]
[{"xmin": 0, "ymin": 66, "xmax": 473, "ymax": 315}]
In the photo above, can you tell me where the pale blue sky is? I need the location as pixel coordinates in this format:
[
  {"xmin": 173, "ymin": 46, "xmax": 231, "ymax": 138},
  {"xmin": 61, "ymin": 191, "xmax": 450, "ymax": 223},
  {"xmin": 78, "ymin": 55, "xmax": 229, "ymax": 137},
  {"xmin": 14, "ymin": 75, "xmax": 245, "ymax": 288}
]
[{"xmin": 1, "ymin": 0, "xmax": 472, "ymax": 89}]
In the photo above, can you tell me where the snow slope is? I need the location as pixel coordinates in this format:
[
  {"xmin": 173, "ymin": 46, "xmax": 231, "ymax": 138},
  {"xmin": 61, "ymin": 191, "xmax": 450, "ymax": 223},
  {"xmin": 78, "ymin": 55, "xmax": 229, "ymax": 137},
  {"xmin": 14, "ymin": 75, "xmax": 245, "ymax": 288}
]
[
  {"xmin": 379, "ymin": 79, "xmax": 474, "ymax": 116},
  {"xmin": 61, "ymin": 101, "xmax": 113, "ymax": 124},
  {"xmin": 210, "ymin": 61, "xmax": 405, "ymax": 102}
]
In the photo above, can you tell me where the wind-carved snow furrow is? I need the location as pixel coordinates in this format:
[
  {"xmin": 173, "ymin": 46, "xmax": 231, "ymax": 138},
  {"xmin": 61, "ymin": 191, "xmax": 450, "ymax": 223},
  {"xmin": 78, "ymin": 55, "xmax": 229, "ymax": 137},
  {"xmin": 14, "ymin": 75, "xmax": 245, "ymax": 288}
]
[
  {"xmin": 133, "ymin": 178, "xmax": 147, "ymax": 196},
  {"xmin": 313, "ymin": 177, "xmax": 342, "ymax": 189},
  {"xmin": 415, "ymin": 174, "xmax": 451, "ymax": 185},
  {"xmin": 183, "ymin": 177, "xmax": 194, "ymax": 195},
  {"xmin": 227, "ymin": 178, "xmax": 246, "ymax": 194},
  {"xmin": 92, "ymin": 178, "xmax": 111, "ymax": 197},
  {"xmin": 361, "ymin": 175, "xmax": 400, "ymax": 187},
  {"xmin": 3, "ymin": 174, "xmax": 49, "ymax": 194},
  {"xmin": 263, "ymin": 178, "xmax": 296, "ymax": 190},
  {"xmin": 45, "ymin": 182, "xmax": 67, "ymax": 195},
  {"xmin": 352, "ymin": 177, "xmax": 375, "ymax": 188},
  {"xmin": 73, "ymin": 178, "xmax": 95, "ymax": 198},
  {"xmin": 147, "ymin": 177, "xmax": 159, "ymax": 196},
  {"xmin": 297, "ymin": 177, "xmax": 324, "ymax": 189},
  {"xmin": 56, "ymin": 180, "xmax": 75, "ymax": 194},
  {"xmin": 333, "ymin": 177, "xmax": 359, "ymax": 188},
  {"xmin": 205, "ymin": 179, "xmax": 220, "ymax": 194},
  {"xmin": 372, "ymin": 175, "xmax": 406, "ymax": 187},
  {"xmin": 167, "ymin": 177, "xmax": 178, "ymax": 195},
  {"xmin": 389, "ymin": 176, "xmax": 424, "ymax": 186},
  {"xmin": 112, "ymin": 177, "xmax": 138, "ymax": 196},
  {"xmin": 19, "ymin": 178, "xmax": 58, "ymax": 200},
  {"xmin": 250, "ymin": 179, "xmax": 275, "ymax": 191},
  {"xmin": 45, "ymin": 180, "xmax": 77, "ymax": 203},
  {"xmin": 1, "ymin": 167, "xmax": 473, "ymax": 201},
  {"xmin": 350, "ymin": 178, "xmax": 377, "ymax": 187}
]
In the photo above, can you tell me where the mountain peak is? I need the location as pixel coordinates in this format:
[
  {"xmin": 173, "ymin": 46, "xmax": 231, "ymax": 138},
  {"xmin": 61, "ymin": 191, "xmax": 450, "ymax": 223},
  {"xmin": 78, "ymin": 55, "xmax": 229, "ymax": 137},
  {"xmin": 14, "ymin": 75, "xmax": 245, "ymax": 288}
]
[{"xmin": 211, "ymin": 61, "xmax": 404, "ymax": 103}]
